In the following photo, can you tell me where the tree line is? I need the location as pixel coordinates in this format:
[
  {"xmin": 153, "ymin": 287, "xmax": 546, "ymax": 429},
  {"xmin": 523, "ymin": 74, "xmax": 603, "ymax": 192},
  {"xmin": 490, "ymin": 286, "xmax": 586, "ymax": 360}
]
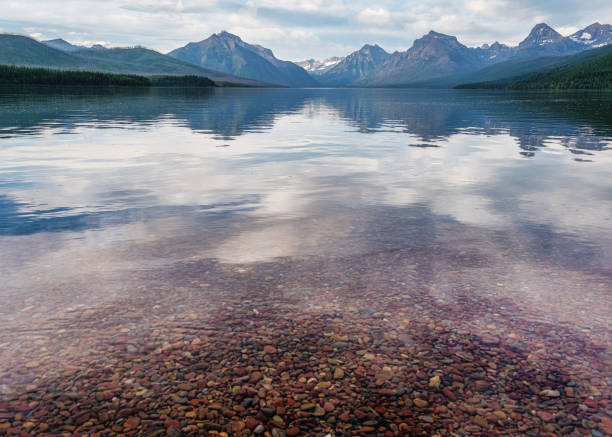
[{"xmin": 0, "ymin": 65, "xmax": 216, "ymax": 87}]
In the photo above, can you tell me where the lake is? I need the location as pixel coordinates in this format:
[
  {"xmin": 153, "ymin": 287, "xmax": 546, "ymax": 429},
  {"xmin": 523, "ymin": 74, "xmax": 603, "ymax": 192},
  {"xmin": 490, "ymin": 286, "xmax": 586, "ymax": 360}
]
[{"xmin": 0, "ymin": 87, "xmax": 611, "ymax": 436}]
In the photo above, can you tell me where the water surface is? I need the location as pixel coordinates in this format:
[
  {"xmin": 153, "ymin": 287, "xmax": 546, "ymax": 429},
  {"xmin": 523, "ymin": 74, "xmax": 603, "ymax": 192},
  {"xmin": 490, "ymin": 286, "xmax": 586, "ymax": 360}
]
[{"xmin": 0, "ymin": 87, "xmax": 610, "ymax": 435}]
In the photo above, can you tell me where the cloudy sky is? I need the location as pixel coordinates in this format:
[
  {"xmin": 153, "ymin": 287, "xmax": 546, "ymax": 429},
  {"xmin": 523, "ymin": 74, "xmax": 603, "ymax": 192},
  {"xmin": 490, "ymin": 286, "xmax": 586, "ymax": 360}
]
[{"xmin": 1, "ymin": 0, "xmax": 611, "ymax": 61}]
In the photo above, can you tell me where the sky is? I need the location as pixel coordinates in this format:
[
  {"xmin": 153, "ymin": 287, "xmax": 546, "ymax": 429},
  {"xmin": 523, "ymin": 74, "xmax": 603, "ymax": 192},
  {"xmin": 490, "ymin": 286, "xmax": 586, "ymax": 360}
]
[{"xmin": 1, "ymin": 0, "xmax": 611, "ymax": 61}]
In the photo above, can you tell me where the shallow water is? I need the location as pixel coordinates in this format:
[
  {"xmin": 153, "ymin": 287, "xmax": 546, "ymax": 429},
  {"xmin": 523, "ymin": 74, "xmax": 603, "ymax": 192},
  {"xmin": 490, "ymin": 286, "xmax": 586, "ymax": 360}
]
[{"xmin": 0, "ymin": 87, "xmax": 611, "ymax": 435}]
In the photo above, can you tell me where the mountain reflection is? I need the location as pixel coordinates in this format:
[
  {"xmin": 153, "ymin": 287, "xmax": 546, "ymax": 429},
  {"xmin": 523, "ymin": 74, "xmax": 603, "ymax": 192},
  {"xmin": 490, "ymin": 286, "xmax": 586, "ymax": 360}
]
[{"xmin": 1, "ymin": 87, "xmax": 610, "ymax": 156}]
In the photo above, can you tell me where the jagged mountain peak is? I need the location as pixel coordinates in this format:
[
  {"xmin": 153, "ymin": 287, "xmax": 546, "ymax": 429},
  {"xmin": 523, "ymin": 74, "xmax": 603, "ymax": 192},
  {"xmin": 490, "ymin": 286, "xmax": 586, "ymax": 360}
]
[
  {"xmin": 570, "ymin": 22, "xmax": 612, "ymax": 47},
  {"xmin": 355, "ymin": 44, "xmax": 388, "ymax": 55},
  {"xmin": 532, "ymin": 23, "xmax": 556, "ymax": 31},
  {"xmin": 424, "ymin": 31, "xmax": 458, "ymax": 41},
  {"xmin": 355, "ymin": 44, "xmax": 389, "ymax": 58},
  {"xmin": 576, "ymin": 22, "xmax": 612, "ymax": 34},
  {"xmin": 45, "ymin": 38, "xmax": 69, "ymax": 44},
  {"xmin": 411, "ymin": 31, "xmax": 464, "ymax": 51},
  {"xmin": 478, "ymin": 41, "xmax": 510, "ymax": 52},
  {"xmin": 184, "ymin": 31, "xmax": 276, "ymax": 62},
  {"xmin": 413, "ymin": 30, "xmax": 472, "ymax": 51},
  {"xmin": 214, "ymin": 30, "xmax": 242, "ymax": 41},
  {"xmin": 520, "ymin": 23, "xmax": 564, "ymax": 47},
  {"xmin": 585, "ymin": 22, "xmax": 602, "ymax": 28},
  {"xmin": 316, "ymin": 43, "xmax": 390, "ymax": 86},
  {"xmin": 168, "ymin": 32, "xmax": 317, "ymax": 87},
  {"xmin": 295, "ymin": 57, "xmax": 344, "ymax": 74},
  {"xmin": 42, "ymin": 38, "xmax": 85, "ymax": 52},
  {"xmin": 491, "ymin": 41, "xmax": 509, "ymax": 49}
]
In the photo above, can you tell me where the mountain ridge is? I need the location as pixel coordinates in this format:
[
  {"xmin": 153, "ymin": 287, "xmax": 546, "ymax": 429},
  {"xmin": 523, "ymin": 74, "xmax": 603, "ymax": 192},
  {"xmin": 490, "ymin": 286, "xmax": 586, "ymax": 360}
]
[
  {"xmin": 454, "ymin": 44, "xmax": 612, "ymax": 89},
  {"xmin": 0, "ymin": 34, "xmax": 266, "ymax": 86},
  {"xmin": 300, "ymin": 22, "xmax": 611, "ymax": 87},
  {"xmin": 168, "ymin": 31, "xmax": 317, "ymax": 87},
  {"xmin": 360, "ymin": 31, "xmax": 485, "ymax": 86},
  {"xmin": 2, "ymin": 21, "xmax": 611, "ymax": 88},
  {"xmin": 296, "ymin": 57, "xmax": 343, "ymax": 75},
  {"xmin": 317, "ymin": 44, "xmax": 390, "ymax": 86}
]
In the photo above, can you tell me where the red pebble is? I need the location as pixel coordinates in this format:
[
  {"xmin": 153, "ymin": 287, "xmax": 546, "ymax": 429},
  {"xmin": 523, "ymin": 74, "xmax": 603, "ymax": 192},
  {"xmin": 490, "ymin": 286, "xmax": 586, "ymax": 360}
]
[
  {"xmin": 245, "ymin": 417, "xmax": 260, "ymax": 429},
  {"xmin": 165, "ymin": 419, "xmax": 180, "ymax": 428},
  {"xmin": 399, "ymin": 408, "xmax": 412, "ymax": 417},
  {"xmin": 354, "ymin": 409, "xmax": 367, "ymax": 420},
  {"xmin": 536, "ymin": 411, "xmax": 554, "ymax": 422},
  {"xmin": 286, "ymin": 427, "xmax": 300, "ymax": 436},
  {"xmin": 263, "ymin": 345, "xmax": 277, "ymax": 354},
  {"xmin": 600, "ymin": 417, "xmax": 612, "ymax": 435}
]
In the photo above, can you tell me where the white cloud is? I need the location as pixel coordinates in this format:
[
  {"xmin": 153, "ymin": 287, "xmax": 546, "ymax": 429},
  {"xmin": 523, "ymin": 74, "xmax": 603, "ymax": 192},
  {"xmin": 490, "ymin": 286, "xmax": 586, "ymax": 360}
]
[
  {"xmin": 557, "ymin": 25, "xmax": 580, "ymax": 36},
  {"xmin": 28, "ymin": 32, "xmax": 45, "ymax": 41},
  {"xmin": 0, "ymin": 0, "xmax": 611, "ymax": 59},
  {"xmin": 289, "ymin": 30, "xmax": 319, "ymax": 41},
  {"xmin": 75, "ymin": 40, "xmax": 112, "ymax": 48},
  {"xmin": 121, "ymin": 0, "xmax": 217, "ymax": 13},
  {"xmin": 247, "ymin": 0, "xmax": 345, "ymax": 13},
  {"xmin": 357, "ymin": 8, "xmax": 391, "ymax": 25},
  {"xmin": 120, "ymin": 0, "xmax": 182, "ymax": 12}
]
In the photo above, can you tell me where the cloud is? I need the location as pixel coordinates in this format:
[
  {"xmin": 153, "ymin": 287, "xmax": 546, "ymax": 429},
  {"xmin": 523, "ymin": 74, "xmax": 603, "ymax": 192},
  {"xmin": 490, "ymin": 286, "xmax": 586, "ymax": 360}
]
[
  {"xmin": 120, "ymin": 0, "xmax": 182, "ymax": 13},
  {"xmin": 247, "ymin": 0, "xmax": 346, "ymax": 13},
  {"xmin": 290, "ymin": 30, "xmax": 319, "ymax": 42},
  {"xmin": 0, "ymin": 0, "xmax": 611, "ymax": 60},
  {"xmin": 255, "ymin": 7, "xmax": 347, "ymax": 27},
  {"xmin": 282, "ymin": 29, "xmax": 320, "ymax": 50},
  {"xmin": 121, "ymin": 0, "xmax": 218, "ymax": 13},
  {"xmin": 357, "ymin": 8, "xmax": 391, "ymax": 25},
  {"xmin": 557, "ymin": 25, "xmax": 580, "ymax": 36}
]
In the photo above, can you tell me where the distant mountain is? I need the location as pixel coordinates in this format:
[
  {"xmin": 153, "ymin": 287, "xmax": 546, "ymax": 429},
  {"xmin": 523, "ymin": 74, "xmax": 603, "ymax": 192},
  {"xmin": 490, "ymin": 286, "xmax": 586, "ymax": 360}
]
[
  {"xmin": 474, "ymin": 42, "xmax": 514, "ymax": 65},
  {"xmin": 296, "ymin": 57, "xmax": 343, "ymax": 75},
  {"xmin": 514, "ymin": 23, "xmax": 582, "ymax": 59},
  {"xmin": 42, "ymin": 38, "xmax": 85, "ymax": 52},
  {"xmin": 570, "ymin": 23, "xmax": 612, "ymax": 48},
  {"xmin": 5, "ymin": 22, "xmax": 611, "ymax": 89},
  {"xmin": 353, "ymin": 23, "xmax": 610, "ymax": 87},
  {"xmin": 168, "ymin": 31, "xmax": 318, "ymax": 87},
  {"xmin": 44, "ymin": 39, "xmax": 109, "ymax": 53},
  {"xmin": 362, "ymin": 31, "xmax": 485, "ymax": 86},
  {"xmin": 317, "ymin": 44, "xmax": 390, "ymax": 86},
  {"xmin": 0, "ymin": 34, "xmax": 264, "ymax": 86},
  {"xmin": 0, "ymin": 35, "xmax": 81, "ymax": 68},
  {"xmin": 70, "ymin": 46, "xmax": 224, "ymax": 76},
  {"xmin": 455, "ymin": 44, "xmax": 612, "ymax": 89}
]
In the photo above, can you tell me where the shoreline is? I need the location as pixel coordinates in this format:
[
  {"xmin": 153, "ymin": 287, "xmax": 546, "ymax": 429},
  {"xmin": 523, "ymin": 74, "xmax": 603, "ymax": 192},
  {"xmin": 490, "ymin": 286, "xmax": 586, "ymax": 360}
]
[{"xmin": 1, "ymin": 246, "xmax": 610, "ymax": 436}]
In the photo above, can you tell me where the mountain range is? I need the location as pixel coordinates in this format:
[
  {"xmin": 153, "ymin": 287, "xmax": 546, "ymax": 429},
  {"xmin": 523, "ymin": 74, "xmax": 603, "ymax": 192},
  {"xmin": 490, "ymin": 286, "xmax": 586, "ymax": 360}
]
[
  {"xmin": 455, "ymin": 44, "xmax": 612, "ymax": 89},
  {"xmin": 43, "ymin": 38, "xmax": 107, "ymax": 52},
  {"xmin": 167, "ymin": 31, "xmax": 317, "ymax": 87},
  {"xmin": 316, "ymin": 44, "xmax": 391, "ymax": 86},
  {"xmin": 0, "ymin": 34, "xmax": 266, "ymax": 86},
  {"xmin": 295, "ymin": 57, "xmax": 343, "ymax": 75},
  {"xmin": 0, "ymin": 22, "xmax": 610, "ymax": 88},
  {"xmin": 311, "ymin": 23, "xmax": 611, "ymax": 87}
]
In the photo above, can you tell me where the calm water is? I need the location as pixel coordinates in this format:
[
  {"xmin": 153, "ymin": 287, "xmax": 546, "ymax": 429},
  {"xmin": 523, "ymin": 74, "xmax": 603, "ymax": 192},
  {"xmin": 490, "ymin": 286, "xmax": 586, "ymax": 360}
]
[
  {"xmin": 1, "ymin": 88, "xmax": 611, "ymax": 261},
  {"xmin": 0, "ymin": 88, "xmax": 611, "ymax": 431}
]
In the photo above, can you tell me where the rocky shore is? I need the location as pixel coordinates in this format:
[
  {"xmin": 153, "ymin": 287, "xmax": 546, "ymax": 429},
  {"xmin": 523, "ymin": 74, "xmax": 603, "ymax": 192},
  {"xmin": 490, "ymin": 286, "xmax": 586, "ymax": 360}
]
[{"xmin": 0, "ymin": 250, "xmax": 610, "ymax": 436}]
